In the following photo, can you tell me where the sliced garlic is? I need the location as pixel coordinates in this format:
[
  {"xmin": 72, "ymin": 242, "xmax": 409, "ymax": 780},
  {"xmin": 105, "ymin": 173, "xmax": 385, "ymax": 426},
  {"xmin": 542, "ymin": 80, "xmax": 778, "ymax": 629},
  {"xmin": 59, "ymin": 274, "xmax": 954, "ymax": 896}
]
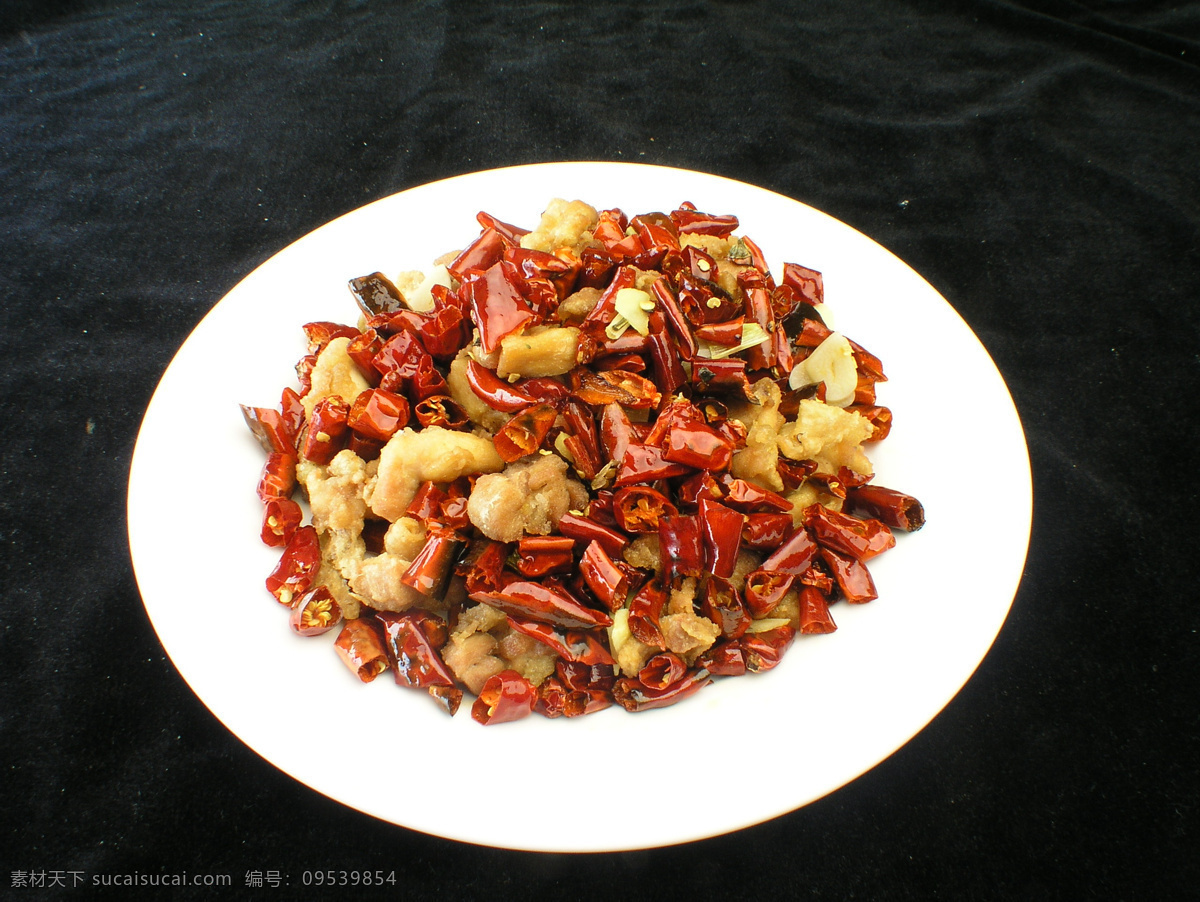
[
  {"xmin": 591, "ymin": 459, "xmax": 617, "ymax": 490},
  {"xmin": 608, "ymin": 607, "xmax": 632, "ymax": 658},
  {"xmin": 812, "ymin": 302, "xmax": 833, "ymax": 328},
  {"xmin": 402, "ymin": 263, "xmax": 454, "ymax": 313},
  {"xmin": 704, "ymin": 322, "xmax": 772, "ymax": 360},
  {"xmin": 788, "ymin": 331, "xmax": 857, "ymax": 407},
  {"xmin": 553, "ymin": 432, "xmax": 576, "ymax": 464},
  {"xmin": 606, "ymin": 287, "xmax": 654, "ymax": 339},
  {"xmin": 745, "ymin": 617, "xmax": 792, "ymax": 633}
]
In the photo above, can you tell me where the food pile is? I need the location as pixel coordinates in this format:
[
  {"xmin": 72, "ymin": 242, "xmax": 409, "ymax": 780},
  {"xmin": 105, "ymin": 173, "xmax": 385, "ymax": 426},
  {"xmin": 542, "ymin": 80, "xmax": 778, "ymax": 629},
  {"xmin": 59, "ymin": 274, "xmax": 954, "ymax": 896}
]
[{"xmin": 242, "ymin": 199, "xmax": 924, "ymax": 725}]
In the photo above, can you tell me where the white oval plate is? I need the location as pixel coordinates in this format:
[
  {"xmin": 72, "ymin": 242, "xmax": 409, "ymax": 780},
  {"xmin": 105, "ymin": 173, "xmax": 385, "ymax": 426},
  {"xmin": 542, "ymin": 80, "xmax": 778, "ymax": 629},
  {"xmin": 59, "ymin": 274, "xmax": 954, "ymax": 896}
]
[{"xmin": 128, "ymin": 162, "xmax": 1031, "ymax": 852}]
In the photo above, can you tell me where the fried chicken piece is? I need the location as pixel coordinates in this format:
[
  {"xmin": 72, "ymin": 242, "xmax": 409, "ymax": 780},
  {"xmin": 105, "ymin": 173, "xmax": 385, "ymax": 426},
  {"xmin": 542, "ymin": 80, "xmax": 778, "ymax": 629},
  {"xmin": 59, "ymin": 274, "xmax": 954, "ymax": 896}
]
[
  {"xmin": 369, "ymin": 425, "xmax": 505, "ymax": 522},
  {"xmin": 467, "ymin": 452, "xmax": 588, "ymax": 543}
]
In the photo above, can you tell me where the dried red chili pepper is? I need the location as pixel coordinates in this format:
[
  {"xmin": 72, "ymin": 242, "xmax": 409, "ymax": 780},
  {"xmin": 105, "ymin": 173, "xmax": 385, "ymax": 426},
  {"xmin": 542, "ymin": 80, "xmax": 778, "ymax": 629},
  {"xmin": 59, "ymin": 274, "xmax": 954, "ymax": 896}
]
[
  {"xmin": 612, "ymin": 485, "xmax": 678, "ymax": 534},
  {"xmin": 535, "ymin": 677, "xmax": 597, "ymax": 718},
  {"xmin": 461, "ymin": 261, "xmax": 538, "ymax": 356},
  {"xmin": 570, "ymin": 367, "xmax": 662, "ymax": 410},
  {"xmin": 469, "ymin": 580, "xmax": 612, "ymax": 630},
  {"xmin": 744, "ymin": 570, "xmax": 795, "ymax": 617},
  {"xmin": 670, "ymin": 205, "xmax": 739, "ymax": 237},
  {"xmin": 477, "ymin": 210, "xmax": 530, "ymax": 245},
  {"xmin": 560, "ymin": 398, "xmax": 602, "ymax": 478},
  {"xmin": 401, "ymin": 529, "xmax": 464, "ymax": 597},
  {"xmin": 658, "ymin": 514, "xmax": 705, "ymax": 581},
  {"xmin": 641, "ymin": 394, "xmax": 700, "ymax": 445},
  {"xmin": 844, "ymin": 484, "xmax": 926, "ymax": 532},
  {"xmin": 703, "ymin": 576, "xmax": 750, "ymax": 639},
  {"xmin": 690, "ymin": 357, "xmax": 752, "ymax": 398},
  {"xmin": 556, "ymin": 512, "xmax": 628, "ymax": 558},
  {"xmin": 598, "ymin": 402, "xmax": 636, "ymax": 466},
  {"xmin": 798, "ymin": 585, "xmax": 837, "ymax": 634},
  {"xmin": 294, "ymin": 352, "xmax": 317, "ymax": 396},
  {"xmin": 579, "ymin": 264, "xmax": 636, "ymax": 330},
  {"xmin": 591, "ymin": 208, "xmax": 628, "ymax": 246},
  {"xmin": 612, "ymin": 668, "xmax": 711, "ymax": 712},
  {"xmin": 464, "ymin": 358, "xmax": 538, "ymax": 413},
  {"xmin": 625, "ymin": 579, "xmax": 668, "ymax": 649},
  {"xmin": 471, "ymin": 669, "xmax": 537, "ymax": 725},
  {"xmin": 849, "ymin": 404, "xmax": 892, "ymax": 442},
  {"xmin": 631, "ymin": 212, "xmax": 680, "ymax": 252},
  {"xmin": 414, "ymin": 394, "xmax": 470, "ymax": 430},
  {"xmin": 372, "ymin": 327, "xmax": 428, "ymax": 386},
  {"xmin": 760, "ymin": 525, "xmax": 820, "ymax": 576},
  {"xmin": 261, "ymin": 496, "xmax": 303, "ymax": 547},
  {"xmin": 403, "ymin": 353, "xmax": 450, "ymax": 404},
  {"xmin": 256, "ymin": 451, "xmax": 297, "ymax": 503},
  {"xmin": 505, "ymin": 616, "xmax": 615, "ymax": 668},
  {"xmin": 694, "ymin": 317, "xmax": 747, "ymax": 346},
  {"xmin": 578, "ymin": 540, "xmax": 630, "ymax": 611},
  {"xmin": 505, "ymin": 245, "xmax": 580, "ymax": 302},
  {"xmin": 348, "ymin": 272, "xmax": 407, "ymax": 317},
  {"xmin": 289, "ymin": 586, "xmax": 342, "ymax": 636},
  {"xmin": 613, "ymin": 443, "xmax": 693, "ymax": 487},
  {"xmin": 493, "ymin": 402, "xmax": 558, "ymax": 462},
  {"xmin": 699, "ymin": 497, "xmax": 744, "ymax": 579},
  {"xmin": 847, "ymin": 338, "xmax": 886, "ymax": 385},
  {"xmin": 575, "ymin": 246, "xmax": 618, "ymax": 290},
  {"xmin": 405, "ymin": 480, "xmax": 447, "ymax": 523},
  {"xmin": 595, "ymin": 351, "xmax": 648, "ymax": 373},
  {"xmin": 412, "ymin": 301, "xmax": 472, "ymax": 360},
  {"xmin": 333, "ymin": 617, "xmax": 390, "ymax": 683},
  {"xmin": 741, "ymin": 624, "xmax": 796, "ymax": 672},
  {"xmin": 819, "ymin": 546, "xmax": 878, "ymax": 603},
  {"xmin": 347, "ymin": 388, "xmax": 410, "ymax": 442},
  {"xmin": 436, "ymin": 480, "xmax": 473, "ymax": 530},
  {"xmin": 343, "ymin": 329, "xmax": 385, "ymax": 382},
  {"xmin": 799, "ymin": 564, "xmax": 836, "ymax": 595},
  {"xmin": 783, "ymin": 262, "xmax": 824, "ymax": 307},
  {"xmin": 741, "ymin": 512, "xmax": 795, "ymax": 550},
  {"xmin": 697, "ymin": 641, "xmax": 748, "ymax": 676},
  {"xmin": 795, "ymin": 317, "xmax": 833, "ymax": 348},
  {"xmin": 638, "ymin": 652, "xmax": 687, "ymax": 690},
  {"xmin": 663, "ymin": 420, "xmax": 734, "ymax": 472},
  {"xmin": 772, "ymin": 325, "xmax": 796, "ymax": 376},
  {"xmin": 376, "ymin": 611, "xmax": 458, "ymax": 694},
  {"xmin": 675, "ymin": 469, "xmax": 724, "ymax": 509},
  {"xmin": 536, "ymin": 657, "xmax": 613, "ymax": 717},
  {"xmin": 427, "ymin": 684, "xmax": 464, "ymax": 716},
  {"xmin": 852, "ymin": 378, "xmax": 877, "ymax": 406},
  {"xmin": 516, "ymin": 535, "xmax": 576, "ymax": 577},
  {"xmin": 302, "ymin": 396, "xmax": 350, "ymax": 465},
  {"xmin": 447, "ymin": 227, "xmax": 507, "ymax": 281},
  {"xmin": 776, "ymin": 457, "xmax": 818, "ymax": 491},
  {"xmin": 265, "ymin": 525, "xmax": 321, "ymax": 604},
  {"xmin": 518, "ymin": 376, "xmax": 571, "ymax": 407},
  {"xmin": 739, "ymin": 276, "xmax": 775, "ymax": 371},
  {"xmin": 646, "ymin": 278, "xmax": 698, "ymax": 360},
  {"xmin": 302, "ymin": 321, "xmax": 360, "ymax": 354},
  {"xmin": 241, "ymin": 404, "xmax": 298, "ymax": 455},
  {"xmin": 279, "ymin": 386, "xmax": 305, "ymax": 441},
  {"xmin": 646, "ymin": 330, "xmax": 687, "ymax": 398},
  {"xmin": 718, "ymin": 476, "xmax": 793, "ymax": 513},
  {"xmin": 459, "ymin": 540, "xmax": 515, "ymax": 595},
  {"xmin": 806, "ymin": 505, "xmax": 895, "ymax": 562}
]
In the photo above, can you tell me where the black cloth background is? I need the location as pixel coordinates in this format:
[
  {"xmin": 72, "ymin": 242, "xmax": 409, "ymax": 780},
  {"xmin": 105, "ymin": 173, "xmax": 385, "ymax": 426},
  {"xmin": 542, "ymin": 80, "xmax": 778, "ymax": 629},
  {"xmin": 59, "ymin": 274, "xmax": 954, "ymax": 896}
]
[{"xmin": 2, "ymin": 0, "xmax": 1196, "ymax": 898}]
